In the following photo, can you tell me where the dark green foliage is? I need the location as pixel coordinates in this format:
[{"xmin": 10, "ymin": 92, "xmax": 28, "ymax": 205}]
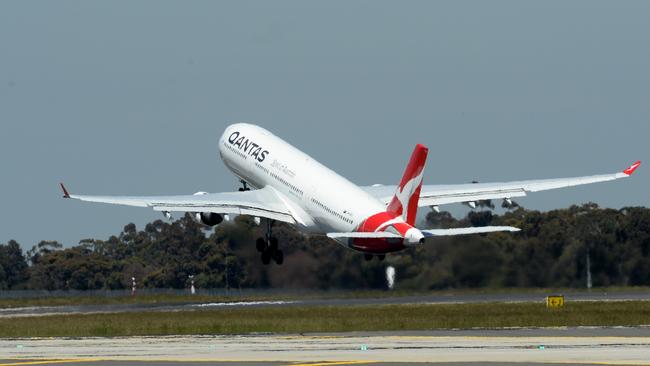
[
  {"xmin": 3, "ymin": 204, "xmax": 650, "ymax": 290},
  {"xmin": 0, "ymin": 240, "xmax": 29, "ymax": 289}
]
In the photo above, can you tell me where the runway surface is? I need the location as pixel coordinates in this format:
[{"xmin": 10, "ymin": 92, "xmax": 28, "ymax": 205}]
[
  {"xmin": 2, "ymin": 327, "xmax": 650, "ymax": 365},
  {"xmin": 2, "ymin": 290, "xmax": 650, "ymax": 318},
  {"xmin": 0, "ymin": 361, "xmax": 643, "ymax": 366}
]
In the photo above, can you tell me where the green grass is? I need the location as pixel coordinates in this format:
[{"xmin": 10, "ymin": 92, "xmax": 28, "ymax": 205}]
[
  {"xmin": 2, "ymin": 286, "xmax": 649, "ymax": 309},
  {"xmin": 0, "ymin": 293, "xmax": 250, "ymax": 309},
  {"xmin": 2, "ymin": 301, "xmax": 650, "ymax": 337}
]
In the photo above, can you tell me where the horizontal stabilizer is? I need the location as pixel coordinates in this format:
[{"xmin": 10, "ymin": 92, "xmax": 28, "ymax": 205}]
[
  {"xmin": 422, "ymin": 226, "xmax": 520, "ymax": 237},
  {"xmin": 327, "ymin": 232, "xmax": 403, "ymax": 239}
]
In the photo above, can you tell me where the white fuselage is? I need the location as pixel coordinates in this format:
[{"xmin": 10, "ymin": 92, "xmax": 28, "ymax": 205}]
[{"xmin": 218, "ymin": 123, "xmax": 386, "ymax": 234}]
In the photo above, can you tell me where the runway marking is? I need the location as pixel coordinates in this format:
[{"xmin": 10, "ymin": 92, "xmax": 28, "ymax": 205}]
[
  {"xmin": 546, "ymin": 362, "xmax": 650, "ymax": 365},
  {"xmin": 3, "ymin": 361, "xmax": 375, "ymax": 366},
  {"xmin": 0, "ymin": 359, "xmax": 101, "ymax": 366},
  {"xmin": 193, "ymin": 300, "xmax": 298, "ymax": 308},
  {"xmin": 288, "ymin": 361, "xmax": 375, "ymax": 366},
  {"xmin": 280, "ymin": 335, "xmax": 345, "ymax": 340}
]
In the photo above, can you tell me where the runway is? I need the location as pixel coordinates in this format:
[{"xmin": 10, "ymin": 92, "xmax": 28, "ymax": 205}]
[
  {"xmin": 0, "ymin": 361, "xmax": 644, "ymax": 366},
  {"xmin": 2, "ymin": 290, "xmax": 650, "ymax": 318},
  {"xmin": 3, "ymin": 292, "xmax": 650, "ymax": 364},
  {"xmin": 2, "ymin": 327, "xmax": 650, "ymax": 365}
]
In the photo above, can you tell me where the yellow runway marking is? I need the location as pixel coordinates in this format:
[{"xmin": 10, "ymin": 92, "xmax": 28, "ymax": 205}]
[
  {"xmin": 0, "ymin": 359, "xmax": 101, "ymax": 366},
  {"xmin": 3, "ymin": 359, "xmax": 377, "ymax": 366},
  {"xmin": 288, "ymin": 361, "xmax": 375, "ymax": 366},
  {"xmin": 546, "ymin": 362, "xmax": 650, "ymax": 366},
  {"xmin": 3, "ymin": 361, "xmax": 375, "ymax": 366}
]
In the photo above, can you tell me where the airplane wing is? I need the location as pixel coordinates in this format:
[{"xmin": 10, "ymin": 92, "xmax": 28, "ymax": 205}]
[
  {"xmin": 59, "ymin": 184, "xmax": 297, "ymax": 224},
  {"xmin": 362, "ymin": 161, "xmax": 641, "ymax": 208}
]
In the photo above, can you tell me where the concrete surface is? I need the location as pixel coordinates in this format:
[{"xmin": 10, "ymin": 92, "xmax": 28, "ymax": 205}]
[{"xmin": 2, "ymin": 328, "xmax": 650, "ymax": 365}]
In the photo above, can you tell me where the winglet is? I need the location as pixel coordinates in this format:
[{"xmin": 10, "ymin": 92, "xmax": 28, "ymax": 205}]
[
  {"xmin": 60, "ymin": 182, "xmax": 70, "ymax": 198},
  {"xmin": 623, "ymin": 161, "xmax": 641, "ymax": 176}
]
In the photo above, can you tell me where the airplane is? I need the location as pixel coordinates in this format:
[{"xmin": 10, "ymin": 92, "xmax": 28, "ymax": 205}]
[{"xmin": 60, "ymin": 123, "xmax": 641, "ymax": 265}]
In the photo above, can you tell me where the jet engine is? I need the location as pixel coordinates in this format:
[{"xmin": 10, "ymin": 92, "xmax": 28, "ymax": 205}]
[
  {"xmin": 194, "ymin": 212, "xmax": 223, "ymax": 226},
  {"xmin": 190, "ymin": 192, "xmax": 222, "ymax": 226}
]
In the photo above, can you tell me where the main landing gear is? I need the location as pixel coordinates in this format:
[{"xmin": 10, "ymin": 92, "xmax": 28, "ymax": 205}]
[
  {"xmin": 256, "ymin": 220, "xmax": 284, "ymax": 265},
  {"xmin": 364, "ymin": 253, "xmax": 386, "ymax": 261}
]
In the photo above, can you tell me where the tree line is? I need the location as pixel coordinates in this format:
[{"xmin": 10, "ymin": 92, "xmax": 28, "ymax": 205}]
[{"xmin": 1, "ymin": 203, "xmax": 649, "ymax": 291}]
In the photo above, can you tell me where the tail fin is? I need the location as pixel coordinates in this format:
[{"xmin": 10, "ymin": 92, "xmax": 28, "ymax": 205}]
[{"xmin": 387, "ymin": 144, "xmax": 428, "ymax": 225}]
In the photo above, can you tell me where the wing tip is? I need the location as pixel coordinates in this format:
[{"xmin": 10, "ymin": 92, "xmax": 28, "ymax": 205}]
[
  {"xmin": 623, "ymin": 161, "xmax": 641, "ymax": 176},
  {"xmin": 60, "ymin": 182, "xmax": 70, "ymax": 198}
]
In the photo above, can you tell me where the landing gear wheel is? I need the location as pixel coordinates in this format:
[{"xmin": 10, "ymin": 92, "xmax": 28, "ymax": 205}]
[
  {"xmin": 269, "ymin": 237, "xmax": 278, "ymax": 252},
  {"xmin": 256, "ymin": 238, "xmax": 266, "ymax": 253},
  {"xmin": 364, "ymin": 253, "xmax": 373, "ymax": 261},
  {"xmin": 273, "ymin": 250, "xmax": 284, "ymax": 265},
  {"xmin": 259, "ymin": 220, "xmax": 282, "ymax": 265},
  {"xmin": 378, "ymin": 254, "xmax": 386, "ymax": 261},
  {"xmin": 261, "ymin": 250, "xmax": 271, "ymax": 265}
]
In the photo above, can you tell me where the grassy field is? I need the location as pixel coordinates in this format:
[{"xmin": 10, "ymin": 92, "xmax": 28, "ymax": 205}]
[
  {"xmin": 1, "ymin": 301, "xmax": 649, "ymax": 337},
  {"xmin": 0, "ymin": 293, "xmax": 247, "ymax": 309},
  {"xmin": 2, "ymin": 286, "xmax": 649, "ymax": 309}
]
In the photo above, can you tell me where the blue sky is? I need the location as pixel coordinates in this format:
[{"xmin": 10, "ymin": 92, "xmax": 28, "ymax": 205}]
[{"xmin": 0, "ymin": 1, "xmax": 647, "ymax": 248}]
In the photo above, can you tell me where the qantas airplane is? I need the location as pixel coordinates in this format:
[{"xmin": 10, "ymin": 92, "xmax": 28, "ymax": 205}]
[{"xmin": 61, "ymin": 123, "xmax": 641, "ymax": 265}]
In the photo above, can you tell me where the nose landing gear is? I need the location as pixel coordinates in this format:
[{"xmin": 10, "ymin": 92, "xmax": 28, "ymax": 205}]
[
  {"xmin": 238, "ymin": 180, "xmax": 250, "ymax": 192},
  {"xmin": 256, "ymin": 220, "xmax": 283, "ymax": 265}
]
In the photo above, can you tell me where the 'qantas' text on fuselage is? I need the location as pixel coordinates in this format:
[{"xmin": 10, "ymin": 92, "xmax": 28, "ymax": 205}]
[{"xmin": 228, "ymin": 131, "xmax": 269, "ymax": 162}]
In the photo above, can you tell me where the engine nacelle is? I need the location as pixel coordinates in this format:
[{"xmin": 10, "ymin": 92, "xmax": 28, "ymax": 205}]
[{"xmin": 194, "ymin": 212, "xmax": 223, "ymax": 226}]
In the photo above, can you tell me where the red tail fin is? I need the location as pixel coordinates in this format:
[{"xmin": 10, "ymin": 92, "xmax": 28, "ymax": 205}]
[{"xmin": 387, "ymin": 144, "xmax": 428, "ymax": 225}]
